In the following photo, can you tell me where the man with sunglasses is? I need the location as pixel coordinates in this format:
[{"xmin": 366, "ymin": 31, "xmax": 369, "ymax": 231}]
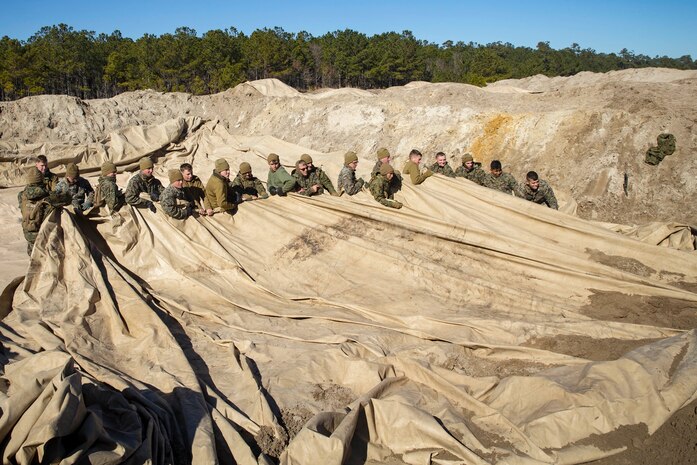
[{"xmin": 293, "ymin": 160, "xmax": 322, "ymax": 196}]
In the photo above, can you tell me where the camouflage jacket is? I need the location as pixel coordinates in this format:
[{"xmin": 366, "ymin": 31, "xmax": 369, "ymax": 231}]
[
  {"xmin": 54, "ymin": 177, "xmax": 94, "ymax": 211},
  {"xmin": 20, "ymin": 183, "xmax": 70, "ymax": 239},
  {"xmin": 337, "ymin": 166, "xmax": 364, "ymax": 196},
  {"xmin": 183, "ymin": 175, "xmax": 205, "ymax": 207},
  {"xmin": 429, "ymin": 162, "xmax": 456, "ymax": 178},
  {"xmin": 231, "ymin": 173, "xmax": 268, "ymax": 199},
  {"xmin": 96, "ymin": 176, "xmax": 125, "ymax": 212},
  {"xmin": 309, "ymin": 167, "xmax": 337, "ymax": 195},
  {"xmin": 371, "ymin": 161, "xmax": 382, "ymax": 178},
  {"xmin": 204, "ymin": 170, "xmax": 236, "ymax": 212},
  {"xmin": 455, "ymin": 165, "xmax": 486, "ymax": 185},
  {"xmin": 369, "ymin": 174, "xmax": 402, "ymax": 209},
  {"xmin": 161, "ymin": 185, "xmax": 192, "ymax": 219},
  {"xmin": 402, "ymin": 161, "xmax": 433, "ymax": 185},
  {"xmin": 267, "ymin": 166, "xmax": 297, "ymax": 194},
  {"xmin": 521, "ymin": 180, "xmax": 558, "ymax": 210},
  {"xmin": 482, "ymin": 172, "xmax": 520, "ymax": 195},
  {"xmin": 125, "ymin": 173, "xmax": 164, "ymax": 207},
  {"xmin": 293, "ymin": 171, "xmax": 322, "ymax": 196}
]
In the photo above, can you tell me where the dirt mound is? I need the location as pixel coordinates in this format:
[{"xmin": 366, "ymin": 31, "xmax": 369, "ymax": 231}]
[{"xmin": 2, "ymin": 69, "xmax": 695, "ymax": 225}]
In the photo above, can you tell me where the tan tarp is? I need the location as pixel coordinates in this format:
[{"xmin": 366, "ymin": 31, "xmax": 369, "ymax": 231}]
[{"xmin": 1, "ymin": 119, "xmax": 696, "ymax": 465}]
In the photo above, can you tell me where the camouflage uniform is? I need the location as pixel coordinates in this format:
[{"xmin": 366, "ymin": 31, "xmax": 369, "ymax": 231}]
[
  {"xmin": 308, "ymin": 166, "xmax": 338, "ymax": 195},
  {"xmin": 293, "ymin": 171, "xmax": 322, "ymax": 196},
  {"xmin": 455, "ymin": 165, "xmax": 487, "ymax": 185},
  {"xmin": 371, "ymin": 161, "xmax": 402, "ymax": 194},
  {"xmin": 231, "ymin": 173, "xmax": 268, "ymax": 200},
  {"xmin": 183, "ymin": 175, "xmax": 206, "ymax": 208},
  {"xmin": 54, "ymin": 177, "xmax": 94, "ymax": 211},
  {"xmin": 337, "ymin": 166, "xmax": 364, "ymax": 195},
  {"xmin": 267, "ymin": 166, "xmax": 297, "ymax": 195},
  {"xmin": 429, "ymin": 162, "xmax": 456, "ymax": 178},
  {"xmin": 19, "ymin": 184, "xmax": 69, "ymax": 255},
  {"xmin": 482, "ymin": 172, "xmax": 520, "ymax": 195},
  {"xmin": 96, "ymin": 176, "xmax": 125, "ymax": 212},
  {"xmin": 125, "ymin": 173, "xmax": 164, "ymax": 208},
  {"xmin": 521, "ymin": 180, "xmax": 558, "ymax": 210},
  {"xmin": 369, "ymin": 174, "xmax": 402, "ymax": 209},
  {"xmin": 161, "ymin": 185, "xmax": 193, "ymax": 219},
  {"xmin": 371, "ymin": 160, "xmax": 383, "ymax": 178}
]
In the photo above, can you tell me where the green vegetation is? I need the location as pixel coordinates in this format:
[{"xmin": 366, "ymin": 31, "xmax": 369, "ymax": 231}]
[{"xmin": 1, "ymin": 24, "xmax": 695, "ymax": 100}]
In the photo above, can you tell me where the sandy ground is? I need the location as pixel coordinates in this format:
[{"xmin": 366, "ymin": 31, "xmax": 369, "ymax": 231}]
[{"xmin": 1, "ymin": 69, "xmax": 696, "ymax": 464}]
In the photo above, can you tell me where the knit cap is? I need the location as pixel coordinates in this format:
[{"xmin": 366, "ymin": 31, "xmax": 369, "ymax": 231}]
[
  {"xmin": 25, "ymin": 167, "xmax": 43, "ymax": 185},
  {"xmin": 139, "ymin": 157, "xmax": 154, "ymax": 170},
  {"xmin": 379, "ymin": 163, "xmax": 395, "ymax": 176},
  {"xmin": 377, "ymin": 147, "xmax": 390, "ymax": 160},
  {"xmin": 300, "ymin": 154, "xmax": 313, "ymax": 164},
  {"xmin": 66, "ymin": 163, "xmax": 79, "ymax": 178},
  {"xmin": 462, "ymin": 154, "xmax": 474, "ymax": 163},
  {"xmin": 101, "ymin": 162, "xmax": 117, "ymax": 176},
  {"xmin": 267, "ymin": 153, "xmax": 280, "ymax": 163},
  {"xmin": 344, "ymin": 151, "xmax": 358, "ymax": 165},
  {"xmin": 168, "ymin": 169, "xmax": 183, "ymax": 183},
  {"xmin": 215, "ymin": 159, "xmax": 230, "ymax": 171},
  {"xmin": 239, "ymin": 162, "xmax": 252, "ymax": 174}
]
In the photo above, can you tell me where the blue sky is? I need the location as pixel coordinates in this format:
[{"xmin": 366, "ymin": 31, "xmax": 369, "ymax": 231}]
[{"xmin": 2, "ymin": 0, "xmax": 696, "ymax": 58}]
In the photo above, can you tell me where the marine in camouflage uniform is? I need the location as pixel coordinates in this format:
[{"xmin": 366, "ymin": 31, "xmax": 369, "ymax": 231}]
[
  {"xmin": 371, "ymin": 148, "xmax": 403, "ymax": 196},
  {"xmin": 482, "ymin": 160, "xmax": 520, "ymax": 195},
  {"xmin": 429, "ymin": 152, "xmax": 456, "ymax": 178},
  {"xmin": 125, "ymin": 157, "xmax": 164, "ymax": 209},
  {"xmin": 301, "ymin": 154, "xmax": 338, "ymax": 196},
  {"xmin": 369, "ymin": 164, "xmax": 403, "ymax": 209},
  {"xmin": 293, "ymin": 160, "xmax": 322, "ymax": 196},
  {"xmin": 454, "ymin": 154, "xmax": 486, "ymax": 185},
  {"xmin": 337, "ymin": 151, "xmax": 364, "ymax": 195},
  {"xmin": 161, "ymin": 170, "xmax": 193, "ymax": 219},
  {"xmin": 34, "ymin": 155, "xmax": 59, "ymax": 192},
  {"xmin": 521, "ymin": 171, "xmax": 558, "ymax": 210},
  {"xmin": 54, "ymin": 163, "xmax": 94, "ymax": 211},
  {"xmin": 19, "ymin": 168, "xmax": 70, "ymax": 255},
  {"xmin": 231, "ymin": 162, "xmax": 268, "ymax": 200},
  {"xmin": 96, "ymin": 162, "xmax": 125, "ymax": 212}
]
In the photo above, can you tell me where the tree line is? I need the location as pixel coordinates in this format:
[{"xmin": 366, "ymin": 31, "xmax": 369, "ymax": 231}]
[{"xmin": 1, "ymin": 24, "xmax": 695, "ymax": 101}]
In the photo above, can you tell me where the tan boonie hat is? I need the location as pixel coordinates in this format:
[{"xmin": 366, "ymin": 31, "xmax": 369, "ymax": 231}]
[
  {"xmin": 168, "ymin": 169, "xmax": 183, "ymax": 183},
  {"xmin": 379, "ymin": 163, "xmax": 395, "ymax": 176},
  {"xmin": 377, "ymin": 147, "xmax": 390, "ymax": 160},
  {"xmin": 300, "ymin": 154, "xmax": 313, "ymax": 164},
  {"xmin": 215, "ymin": 159, "xmax": 230, "ymax": 171},
  {"xmin": 239, "ymin": 162, "xmax": 252, "ymax": 174},
  {"xmin": 462, "ymin": 153, "xmax": 474, "ymax": 163},
  {"xmin": 344, "ymin": 151, "xmax": 358, "ymax": 165},
  {"xmin": 66, "ymin": 163, "xmax": 79, "ymax": 178},
  {"xmin": 101, "ymin": 162, "xmax": 117, "ymax": 176},
  {"xmin": 139, "ymin": 157, "xmax": 154, "ymax": 170},
  {"xmin": 26, "ymin": 167, "xmax": 43, "ymax": 185},
  {"xmin": 267, "ymin": 153, "xmax": 280, "ymax": 163}
]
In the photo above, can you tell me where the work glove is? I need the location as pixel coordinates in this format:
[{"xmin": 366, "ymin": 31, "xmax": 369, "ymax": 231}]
[
  {"xmin": 145, "ymin": 201, "xmax": 156, "ymax": 212},
  {"xmin": 269, "ymin": 186, "xmax": 277, "ymax": 196},
  {"xmin": 392, "ymin": 201, "xmax": 403, "ymax": 209},
  {"xmin": 150, "ymin": 192, "xmax": 160, "ymax": 202}
]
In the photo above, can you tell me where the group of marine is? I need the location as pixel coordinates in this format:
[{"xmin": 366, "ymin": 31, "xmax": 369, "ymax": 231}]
[{"xmin": 18, "ymin": 149, "xmax": 558, "ymax": 254}]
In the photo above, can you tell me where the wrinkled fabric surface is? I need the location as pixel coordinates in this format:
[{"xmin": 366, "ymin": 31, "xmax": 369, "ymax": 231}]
[{"xmin": 1, "ymin": 119, "xmax": 696, "ymax": 465}]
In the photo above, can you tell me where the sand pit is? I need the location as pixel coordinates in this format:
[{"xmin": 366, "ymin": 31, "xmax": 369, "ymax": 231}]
[{"xmin": 0, "ymin": 71, "xmax": 696, "ymax": 464}]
